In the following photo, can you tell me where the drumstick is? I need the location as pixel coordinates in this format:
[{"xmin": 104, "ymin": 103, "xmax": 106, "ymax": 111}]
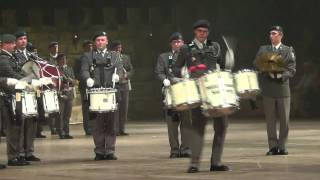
[{"xmin": 113, "ymin": 67, "xmax": 117, "ymax": 89}]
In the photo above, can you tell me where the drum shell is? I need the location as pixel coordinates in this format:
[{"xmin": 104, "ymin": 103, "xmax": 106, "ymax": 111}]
[
  {"xmin": 198, "ymin": 71, "xmax": 239, "ymax": 117},
  {"xmin": 42, "ymin": 90, "xmax": 60, "ymax": 114},
  {"xmin": 170, "ymin": 79, "xmax": 201, "ymax": 111},
  {"xmin": 12, "ymin": 91, "xmax": 38, "ymax": 117},
  {"xmin": 87, "ymin": 88, "xmax": 118, "ymax": 113},
  {"xmin": 234, "ymin": 69, "xmax": 260, "ymax": 99}
]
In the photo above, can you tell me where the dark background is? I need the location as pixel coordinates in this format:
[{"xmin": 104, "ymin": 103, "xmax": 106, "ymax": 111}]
[{"xmin": 1, "ymin": 0, "xmax": 319, "ymax": 120}]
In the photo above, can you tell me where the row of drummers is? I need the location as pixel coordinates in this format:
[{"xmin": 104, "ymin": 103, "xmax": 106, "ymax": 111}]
[
  {"xmin": 11, "ymin": 78, "xmax": 66, "ymax": 119},
  {"xmin": 163, "ymin": 69, "xmax": 260, "ymax": 117}
]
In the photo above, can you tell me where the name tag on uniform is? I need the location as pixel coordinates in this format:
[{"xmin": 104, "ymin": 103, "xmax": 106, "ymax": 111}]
[{"xmin": 169, "ymin": 55, "xmax": 173, "ymax": 60}]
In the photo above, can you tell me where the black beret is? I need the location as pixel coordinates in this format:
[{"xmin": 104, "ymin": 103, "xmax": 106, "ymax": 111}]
[
  {"xmin": 82, "ymin": 40, "xmax": 93, "ymax": 47},
  {"xmin": 56, "ymin": 53, "xmax": 66, "ymax": 60},
  {"xmin": 169, "ymin": 32, "xmax": 183, "ymax": 42},
  {"xmin": 109, "ymin": 40, "xmax": 122, "ymax": 50},
  {"xmin": 48, "ymin": 41, "xmax": 58, "ymax": 48},
  {"xmin": 193, "ymin": 19, "xmax": 210, "ymax": 30},
  {"xmin": 93, "ymin": 31, "xmax": 107, "ymax": 40},
  {"xmin": 269, "ymin": 25, "xmax": 283, "ymax": 34},
  {"xmin": 15, "ymin": 30, "xmax": 27, "ymax": 38},
  {"xmin": 1, "ymin": 34, "xmax": 16, "ymax": 43}
]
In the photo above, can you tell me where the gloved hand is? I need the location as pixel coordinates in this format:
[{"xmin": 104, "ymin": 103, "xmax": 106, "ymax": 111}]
[
  {"xmin": 163, "ymin": 79, "xmax": 171, "ymax": 87},
  {"xmin": 269, "ymin": 73, "xmax": 275, "ymax": 79},
  {"xmin": 15, "ymin": 81, "xmax": 28, "ymax": 90},
  {"xmin": 6, "ymin": 78, "xmax": 18, "ymax": 86},
  {"xmin": 112, "ymin": 74, "xmax": 120, "ymax": 83},
  {"xmin": 39, "ymin": 77, "xmax": 54, "ymax": 85},
  {"xmin": 86, "ymin": 78, "xmax": 94, "ymax": 87},
  {"xmin": 276, "ymin": 73, "xmax": 282, "ymax": 79},
  {"xmin": 31, "ymin": 79, "xmax": 41, "ymax": 87}
]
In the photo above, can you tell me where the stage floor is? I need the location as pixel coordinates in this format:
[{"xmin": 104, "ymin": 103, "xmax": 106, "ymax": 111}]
[{"xmin": 0, "ymin": 119, "xmax": 320, "ymax": 180}]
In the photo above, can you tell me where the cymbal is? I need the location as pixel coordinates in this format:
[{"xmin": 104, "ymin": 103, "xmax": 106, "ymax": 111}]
[{"xmin": 256, "ymin": 52, "xmax": 285, "ymax": 72}]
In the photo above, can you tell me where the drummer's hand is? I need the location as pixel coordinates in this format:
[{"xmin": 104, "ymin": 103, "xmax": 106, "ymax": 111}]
[
  {"xmin": 276, "ymin": 73, "xmax": 282, "ymax": 79},
  {"xmin": 163, "ymin": 79, "xmax": 171, "ymax": 87},
  {"xmin": 268, "ymin": 73, "xmax": 275, "ymax": 79},
  {"xmin": 6, "ymin": 78, "xmax": 18, "ymax": 86},
  {"xmin": 86, "ymin": 78, "xmax": 94, "ymax": 87},
  {"xmin": 112, "ymin": 74, "xmax": 120, "ymax": 83},
  {"xmin": 31, "ymin": 79, "xmax": 41, "ymax": 87},
  {"xmin": 40, "ymin": 77, "xmax": 54, "ymax": 85},
  {"xmin": 15, "ymin": 81, "xmax": 28, "ymax": 90}
]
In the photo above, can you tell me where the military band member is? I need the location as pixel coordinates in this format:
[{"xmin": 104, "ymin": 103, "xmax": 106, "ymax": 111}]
[
  {"xmin": 47, "ymin": 41, "xmax": 59, "ymax": 65},
  {"xmin": 0, "ymin": 77, "xmax": 20, "ymax": 169},
  {"xmin": 80, "ymin": 31, "xmax": 123, "ymax": 160},
  {"xmin": 0, "ymin": 34, "xmax": 30, "ymax": 166},
  {"xmin": 13, "ymin": 31, "xmax": 41, "ymax": 162},
  {"xmin": 253, "ymin": 26, "xmax": 296, "ymax": 155},
  {"xmin": 174, "ymin": 20, "xmax": 230, "ymax": 173},
  {"xmin": 155, "ymin": 32, "xmax": 191, "ymax": 158},
  {"xmin": 57, "ymin": 53, "xmax": 75, "ymax": 139},
  {"xmin": 110, "ymin": 40, "xmax": 134, "ymax": 136},
  {"xmin": 74, "ymin": 40, "xmax": 94, "ymax": 135}
]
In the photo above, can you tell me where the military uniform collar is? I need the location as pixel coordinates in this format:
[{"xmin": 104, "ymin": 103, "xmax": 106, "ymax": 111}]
[
  {"xmin": 97, "ymin": 48, "xmax": 107, "ymax": 54},
  {"xmin": 0, "ymin": 49, "xmax": 13, "ymax": 57},
  {"xmin": 272, "ymin": 42, "xmax": 282, "ymax": 50},
  {"xmin": 193, "ymin": 38, "xmax": 207, "ymax": 49},
  {"xmin": 50, "ymin": 53, "xmax": 58, "ymax": 58}
]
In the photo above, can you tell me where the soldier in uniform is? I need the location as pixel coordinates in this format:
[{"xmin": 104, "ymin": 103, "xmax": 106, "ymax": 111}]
[
  {"xmin": 110, "ymin": 40, "xmax": 134, "ymax": 136},
  {"xmin": 13, "ymin": 31, "xmax": 41, "ymax": 162},
  {"xmin": 56, "ymin": 53, "xmax": 75, "ymax": 139},
  {"xmin": 155, "ymin": 32, "xmax": 192, "ymax": 158},
  {"xmin": 0, "ymin": 77, "xmax": 20, "ymax": 169},
  {"xmin": 80, "ymin": 31, "xmax": 123, "ymax": 160},
  {"xmin": 174, "ymin": 20, "xmax": 230, "ymax": 173},
  {"xmin": 253, "ymin": 26, "xmax": 296, "ymax": 155},
  {"xmin": 74, "ymin": 40, "xmax": 93, "ymax": 135},
  {"xmin": 46, "ymin": 41, "xmax": 60, "ymax": 135},
  {"xmin": 47, "ymin": 41, "xmax": 59, "ymax": 65},
  {"xmin": 0, "ymin": 34, "xmax": 30, "ymax": 166}
]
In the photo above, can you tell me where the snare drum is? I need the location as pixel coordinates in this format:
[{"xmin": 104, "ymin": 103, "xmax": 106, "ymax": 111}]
[
  {"xmin": 87, "ymin": 88, "xmax": 117, "ymax": 113},
  {"xmin": 42, "ymin": 89, "xmax": 60, "ymax": 114},
  {"xmin": 197, "ymin": 71, "xmax": 239, "ymax": 117},
  {"xmin": 170, "ymin": 79, "xmax": 201, "ymax": 111},
  {"xmin": 12, "ymin": 91, "xmax": 38, "ymax": 117},
  {"xmin": 234, "ymin": 69, "xmax": 260, "ymax": 99}
]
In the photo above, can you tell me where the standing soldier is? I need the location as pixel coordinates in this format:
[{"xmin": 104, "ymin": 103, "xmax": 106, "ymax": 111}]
[
  {"xmin": 155, "ymin": 32, "xmax": 191, "ymax": 158},
  {"xmin": 0, "ymin": 77, "xmax": 19, "ymax": 169},
  {"xmin": 0, "ymin": 34, "xmax": 30, "ymax": 166},
  {"xmin": 57, "ymin": 53, "xmax": 75, "ymax": 139},
  {"xmin": 254, "ymin": 26, "xmax": 296, "ymax": 155},
  {"xmin": 80, "ymin": 31, "xmax": 123, "ymax": 160},
  {"xmin": 110, "ymin": 40, "xmax": 134, "ymax": 136},
  {"xmin": 46, "ymin": 41, "xmax": 60, "ymax": 134},
  {"xmin": 74, "ymin": 40, "xmax": 93, "ymax": 135},
  {"xmin": 174, "ymin": 20, "xmax": 230, "ymax": 173},
  {"xmin": 13, "ymin": 31, "xmax": 41, "ymax": 162}
]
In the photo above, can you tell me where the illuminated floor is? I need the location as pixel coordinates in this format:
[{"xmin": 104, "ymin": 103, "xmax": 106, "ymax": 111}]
[{"xmin": 0, "ymin": 119, "xmax": 320, "ymax": 180}]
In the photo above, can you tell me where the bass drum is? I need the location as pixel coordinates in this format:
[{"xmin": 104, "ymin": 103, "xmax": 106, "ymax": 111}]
[{"xmin": 21, "ymin": 60, "xmax": 63, "ymax": 90}]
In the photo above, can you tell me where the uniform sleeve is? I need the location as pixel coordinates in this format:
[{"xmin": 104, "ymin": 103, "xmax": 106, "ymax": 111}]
[
  {"xmin": 80, "ymin": 54, "xmax": 90, "ymax": 82},
  {"xmin": 253, "ymin": 46, "xmax": 264, "ymax": 70},
  {"xmin": 0, "ymin": 77, "xmax": 7, "ymax": 87},
  {"xmin": 0, "ymin": 58, "xmax": 23, "ymax": 80},
  {"xmin": 124, "ymin": 55, "xmax": 134, "ymax": 78},
  {"xmin": 173, "ymin": 47, "xmax": 188, "ymax": 77},
  {"xmin": 282, "ymin": 47, "xmax": 296, "ymax": 81},
  {"xmin": 155, "ymin": 54, "xmax": 167, "ymax": 82}
]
